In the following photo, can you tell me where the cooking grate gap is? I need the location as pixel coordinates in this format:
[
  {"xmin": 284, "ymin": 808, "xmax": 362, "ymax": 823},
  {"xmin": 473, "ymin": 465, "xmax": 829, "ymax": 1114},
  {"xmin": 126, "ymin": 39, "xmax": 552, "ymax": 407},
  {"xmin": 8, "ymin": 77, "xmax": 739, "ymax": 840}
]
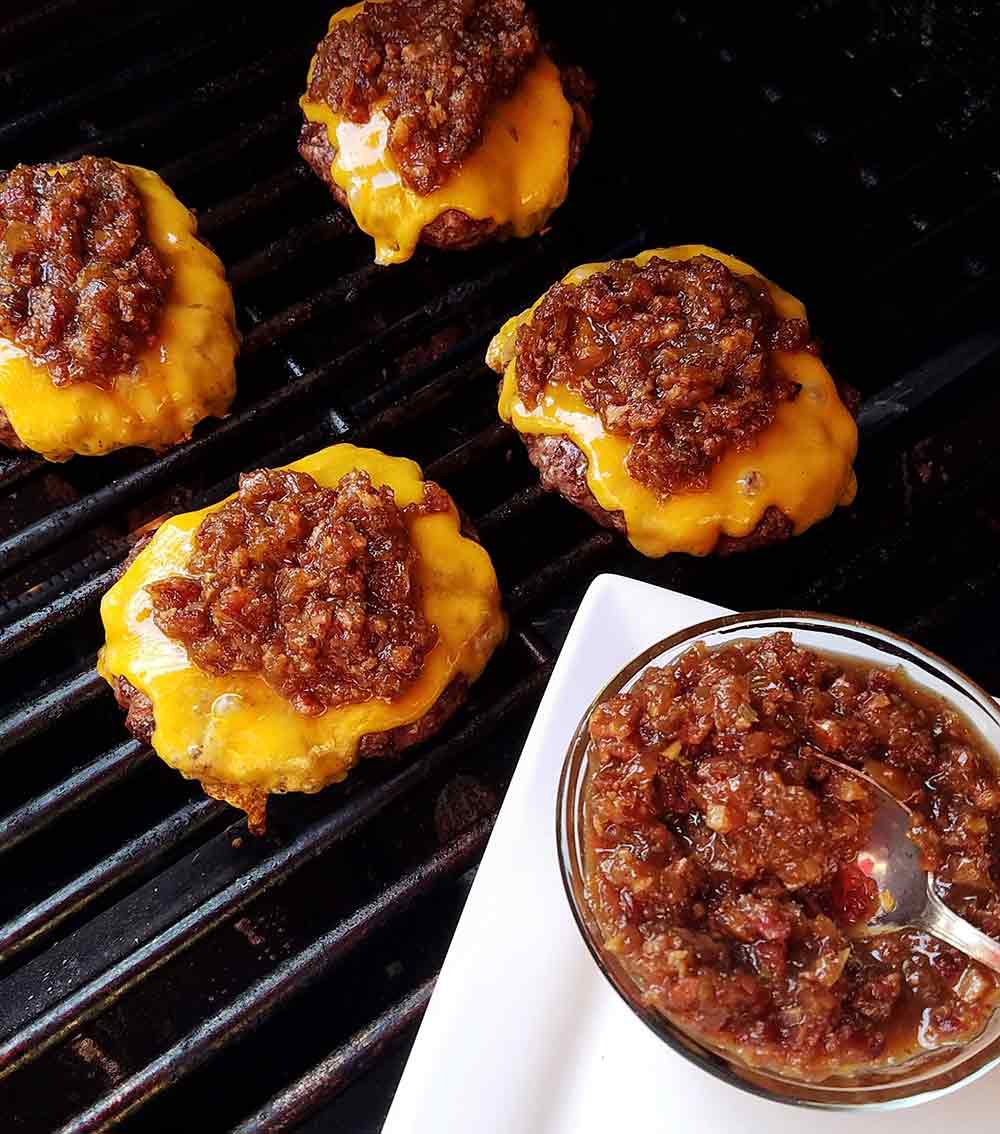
[
  {"xmin": 0, "ymin": 796, "xmax": 226, "ymax": 973},
  {"xmin": 153, "ymin": 106, "xmax": 304, "ymax": 201},
  {"xmin": 194, "ymin": 165, "xmax": 318, "ymax": 245},
  {"xmin": 0, "ymin": 739, "xmax": 148, "ymax": 857},
  {"xmin": 0, "ymin": 0, "xmax": 124, "ymax": 50},
  {"xmin": 0, "ymin": 10, "xmax": 312, "ymax": 158},
  {"xmin": 52, "ymin": 50, "xmax": 306, "ymax": 166},
  {"xmin": 0, "ymin": 3, "xmax": 205, "ymax": 97},
  {"xmin": 50, "ymin": 819, "xmax": 492, "ymax": 1134},
  {"xmin": 229, "ymin": 976, "xmax": 435, "ymax": 1134}
]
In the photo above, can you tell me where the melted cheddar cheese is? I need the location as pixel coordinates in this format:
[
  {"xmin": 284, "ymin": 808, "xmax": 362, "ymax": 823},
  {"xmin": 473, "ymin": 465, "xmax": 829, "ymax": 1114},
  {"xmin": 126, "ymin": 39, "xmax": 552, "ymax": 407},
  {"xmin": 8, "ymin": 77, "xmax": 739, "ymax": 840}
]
[
  {"xmin": 300, "ymin": 3, "xmax": 573, "ymax": 265},
  {"xmin": 491, "ymin": 245, "xmax": 858, "ymax": 558},
  {"xmin": 0, "ymin": 163, "xmax": 237, "ymax": 461},
  {"xmin": 98, "ymin": 444, "xmax": 507, "ymax": 797}
]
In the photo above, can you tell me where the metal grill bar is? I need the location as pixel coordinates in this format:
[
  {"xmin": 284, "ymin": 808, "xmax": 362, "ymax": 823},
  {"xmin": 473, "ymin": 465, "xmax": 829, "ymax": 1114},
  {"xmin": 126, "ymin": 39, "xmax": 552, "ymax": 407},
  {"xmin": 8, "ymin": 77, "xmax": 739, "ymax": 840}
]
[
  {"xmin": 52, "ymin": 818, "xmax": 491, "ymax": 1134},
  {"xmin": 0, "ymin": 0, "xmax": 96, "ymax": 44},
  {"xmin": 506, "ymin": 531, "xmax": 616, "ymax": 616},
  {"xmin": 0, "ymin": 5, "xmax": 186, "ymax": 85},
  {"xmin": 238, "ymin": 261, "xmax": 390, "ymax": 357},
  {"xmin": 0, "ymin": 739, "xmax": 147, "ymax": 855},
  {"xmin": 0, "ymin": 565, "xmax": 118, "ymax": 663},
  {"xmin": 0, "ymin": 668, "xmax": 547, "ymax": 1078},
  {"xmin": 477, "ymin": 484, "xmax": 549, "ymax": 538},
  {"xmin": 856, "ymin": 326, "xmax": 1000, "ymax": 437},
  {"xmin": 227, "ymin": 212, "xmax": 351, "ymax": 290},
  {"xmin": 0, "ymin": 30, "xmax": 229, "ymax": 148},
  {"xmin": 0, "ymin": 668, "xmax": 106, "ymax": 756},
  {"xmin": 155, "ymin": 105, "xmax": 301, "ymax": 192},
  {"xmin": 800, "ymin": 462, "xmax": 1000, "ymax": 613},
  {"xmin": 419, "ymin": 422, "xmax": 510, "ymax": 481},
  {"xmin": 229, "ymin": 978, "xmax": 435, "ymax": 1134},
  {"xmin": 0, "ymin": 796, "xmax": 222, "ymax": 965},
  {"xmin": 510, "ymin": 624, "xmax": 555, "ymax": 667},
  {"xmin": 56, "ymin": 53, "xmax": 304, "ymax": 164},
  {"xmin": 0, "ymin": 455, "xmax": 42, "ymax": 491},
  {"xmin": 196, "ymin": 165, "xmax": 312, "ymax": 238},
  {"xmin": 0, "ymin": 541, "xmax": 130, "ymax": 632}
]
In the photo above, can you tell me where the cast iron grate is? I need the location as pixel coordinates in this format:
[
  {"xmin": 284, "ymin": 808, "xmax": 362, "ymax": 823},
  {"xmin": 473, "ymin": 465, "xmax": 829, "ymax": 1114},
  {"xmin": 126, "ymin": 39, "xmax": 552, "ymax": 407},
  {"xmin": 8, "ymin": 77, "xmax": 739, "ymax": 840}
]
[{"xmin": 0, "ymin": 1, "xmax": 999, "ymax": 1130}]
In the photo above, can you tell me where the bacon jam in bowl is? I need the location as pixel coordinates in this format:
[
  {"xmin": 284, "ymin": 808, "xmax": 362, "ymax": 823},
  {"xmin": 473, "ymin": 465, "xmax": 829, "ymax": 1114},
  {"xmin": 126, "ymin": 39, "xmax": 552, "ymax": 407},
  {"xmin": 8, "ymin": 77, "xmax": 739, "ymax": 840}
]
[
  {"xmin": 298, "ymin": 0, "xmax": 592, "ymax": 265},
  {"xmin": 487, "ymin": 246, "xmax": 858, "ymax": 558},
  {"xmin": 98, "ymin": 443, "xmax": 506, "ymax": 832},
  {"xmin": 0, "ymin": 156, "xmax": 237, "ymax": 460},
  {"xmin": 557, "ymin": 612, "xmax": 1000, "ymax": 1108}
]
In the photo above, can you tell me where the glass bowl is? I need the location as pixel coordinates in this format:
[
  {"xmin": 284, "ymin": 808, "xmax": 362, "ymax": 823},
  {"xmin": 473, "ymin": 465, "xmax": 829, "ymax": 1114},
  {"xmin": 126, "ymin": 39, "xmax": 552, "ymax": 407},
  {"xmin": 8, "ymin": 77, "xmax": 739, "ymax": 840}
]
[{"xmin": 556, "ymin": 610, "xmax": 1000, "ymax": 1110}]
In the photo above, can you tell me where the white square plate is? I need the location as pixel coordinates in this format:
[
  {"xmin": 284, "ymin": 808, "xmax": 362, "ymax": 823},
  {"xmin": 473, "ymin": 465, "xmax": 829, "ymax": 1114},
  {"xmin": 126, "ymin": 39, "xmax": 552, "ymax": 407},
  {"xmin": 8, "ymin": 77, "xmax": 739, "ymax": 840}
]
[{"xmin": 382, "ymin": 574, "xmax": 999, "ymax": 1133}]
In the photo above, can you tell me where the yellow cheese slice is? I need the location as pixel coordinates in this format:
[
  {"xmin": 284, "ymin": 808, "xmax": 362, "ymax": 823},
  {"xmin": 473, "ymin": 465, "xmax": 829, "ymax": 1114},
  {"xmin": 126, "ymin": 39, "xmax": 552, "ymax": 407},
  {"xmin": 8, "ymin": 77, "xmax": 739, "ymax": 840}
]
[
  {"xmin": 492, "ymin": 245, "xmax": 859, "ymax": 557},
  {"xmin": 0, "ymin": 163, "xmax": 237, "ymax": 461},
  {"xmin": 98, "ymin": 444, "xmax": 507, "ymax": 795},
  {"xmin": 300, "ymin": 3, "xmax": 573, "ymax": 265}
]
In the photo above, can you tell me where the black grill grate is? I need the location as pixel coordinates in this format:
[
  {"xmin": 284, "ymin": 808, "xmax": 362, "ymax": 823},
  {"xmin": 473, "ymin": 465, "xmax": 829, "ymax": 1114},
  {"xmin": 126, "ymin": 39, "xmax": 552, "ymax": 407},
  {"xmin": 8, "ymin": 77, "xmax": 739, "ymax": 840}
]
[{"xmin": 1, "ymin": 1, "xmax": 999, "ymax": 1130}]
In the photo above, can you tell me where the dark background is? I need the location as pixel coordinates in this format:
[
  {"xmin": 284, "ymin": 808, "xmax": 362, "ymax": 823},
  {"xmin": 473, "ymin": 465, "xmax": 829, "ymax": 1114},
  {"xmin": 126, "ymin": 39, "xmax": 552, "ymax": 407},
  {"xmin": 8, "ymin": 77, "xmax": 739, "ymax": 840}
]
[{"xmin": 0, "ymin": 1, "xmax": 998, "ymax": 1130}]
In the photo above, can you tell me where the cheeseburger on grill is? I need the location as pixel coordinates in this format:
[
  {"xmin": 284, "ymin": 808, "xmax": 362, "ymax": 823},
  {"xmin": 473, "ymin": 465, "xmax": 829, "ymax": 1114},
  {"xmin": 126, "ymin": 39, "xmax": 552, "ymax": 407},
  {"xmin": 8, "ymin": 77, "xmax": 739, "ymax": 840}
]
[
  {"xmin": 298, "ymin": 0, "xmax": 593, "ymax": 265},
  {"xmin": 98, "ymin": 444, "xmax": 506, "ymax": 832},
  {"xmin": 0, "ymin": 157, "xmax": 237, "ymax": 461},
  {"xmin": 487, "ymin": 244, "xmax": 859, "ymax": 557}
]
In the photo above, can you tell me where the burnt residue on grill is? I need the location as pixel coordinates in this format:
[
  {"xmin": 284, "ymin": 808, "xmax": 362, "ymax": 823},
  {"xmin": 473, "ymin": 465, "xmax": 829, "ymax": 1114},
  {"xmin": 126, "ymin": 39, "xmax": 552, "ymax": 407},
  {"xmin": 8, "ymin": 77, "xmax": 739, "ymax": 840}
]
[{"xmin": 0, "ymin": 1, "xmax": 999, "ymax": 1131}]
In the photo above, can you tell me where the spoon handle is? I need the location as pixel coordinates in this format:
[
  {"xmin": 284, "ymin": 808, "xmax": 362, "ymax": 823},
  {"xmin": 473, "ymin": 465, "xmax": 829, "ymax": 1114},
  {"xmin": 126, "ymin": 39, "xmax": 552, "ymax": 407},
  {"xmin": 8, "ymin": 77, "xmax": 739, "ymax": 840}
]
[{"xmin": 917, "ymin": 880, "xmax": 1000, "ymax": 976}]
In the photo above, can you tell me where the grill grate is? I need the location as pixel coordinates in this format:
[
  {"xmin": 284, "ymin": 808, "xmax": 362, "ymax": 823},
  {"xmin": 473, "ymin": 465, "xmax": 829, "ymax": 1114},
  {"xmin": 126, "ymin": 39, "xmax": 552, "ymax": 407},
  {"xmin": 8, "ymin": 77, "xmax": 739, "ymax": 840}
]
[{"xmin": 2, "ymin": 1, "xmax": 999, "ymax": 1130}]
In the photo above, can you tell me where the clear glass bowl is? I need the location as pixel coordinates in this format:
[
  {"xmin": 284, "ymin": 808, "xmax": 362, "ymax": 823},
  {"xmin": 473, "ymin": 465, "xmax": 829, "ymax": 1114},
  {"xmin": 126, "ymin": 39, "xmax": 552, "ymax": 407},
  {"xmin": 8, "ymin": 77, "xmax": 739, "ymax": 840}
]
[{"xmin": 556, "ymin": 610, "xmax": 1000, "ymax": 1109}]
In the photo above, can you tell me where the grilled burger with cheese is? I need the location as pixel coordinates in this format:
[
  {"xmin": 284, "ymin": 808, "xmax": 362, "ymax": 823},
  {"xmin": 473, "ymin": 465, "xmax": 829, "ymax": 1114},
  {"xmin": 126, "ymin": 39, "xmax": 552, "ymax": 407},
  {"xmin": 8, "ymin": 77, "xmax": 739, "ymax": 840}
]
[
  {"xmin": 487, "ymin": 245, "xmax": 859, "ymax": 557},
  {"xmin": 298, "ymin": 0, "xmax": 592, "ymax": 265},
  {"xmin": 99, "ymin": 443, "xmax": 506, "ymax": 831}
]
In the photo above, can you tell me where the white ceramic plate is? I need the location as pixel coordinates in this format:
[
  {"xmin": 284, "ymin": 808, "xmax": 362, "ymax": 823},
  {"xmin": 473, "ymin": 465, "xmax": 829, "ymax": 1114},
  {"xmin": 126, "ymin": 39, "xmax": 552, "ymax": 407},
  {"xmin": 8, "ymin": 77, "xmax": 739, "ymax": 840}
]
[{"xmin": 382, "ymin": 574, "xmax": 999, "ymax": 1133}]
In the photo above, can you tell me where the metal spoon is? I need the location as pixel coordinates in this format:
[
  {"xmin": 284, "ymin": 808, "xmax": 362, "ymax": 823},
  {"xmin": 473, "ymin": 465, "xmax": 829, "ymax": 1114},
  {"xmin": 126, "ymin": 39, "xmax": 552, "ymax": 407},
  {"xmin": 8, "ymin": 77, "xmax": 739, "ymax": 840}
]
[{"xmin": 818, "ymin": 754, "xmax": 1000, "ymax": 975}]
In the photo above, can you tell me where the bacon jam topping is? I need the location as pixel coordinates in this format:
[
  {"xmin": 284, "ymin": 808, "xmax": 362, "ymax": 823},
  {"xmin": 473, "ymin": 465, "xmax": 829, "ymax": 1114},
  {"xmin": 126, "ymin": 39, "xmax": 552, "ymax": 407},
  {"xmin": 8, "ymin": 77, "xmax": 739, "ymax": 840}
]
[
  {"xmin": 585, "ymin": 633, "xmax": 1000, "ymax": 1074},
  {"xmin": 307, "ymin": 0, "xmax": 540, "ymax": 195},
  {"xmin": 0, "ymin": 156, "xmax": 169, "ymax": 387},
  {"xmin": 514, "ymin": 255, "xmax": 814, "ymax": 497},
  {"xmin": 148, "ymin": 468, "xmax": 445, "ymax": 716}
]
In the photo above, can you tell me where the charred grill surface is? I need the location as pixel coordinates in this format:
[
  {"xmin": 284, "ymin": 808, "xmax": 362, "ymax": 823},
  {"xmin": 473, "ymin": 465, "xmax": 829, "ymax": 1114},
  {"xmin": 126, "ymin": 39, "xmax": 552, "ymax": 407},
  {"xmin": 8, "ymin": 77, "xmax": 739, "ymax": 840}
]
[{"xmin": 0, "ymin": 2, "xmax": 999, "ymax": 1132}]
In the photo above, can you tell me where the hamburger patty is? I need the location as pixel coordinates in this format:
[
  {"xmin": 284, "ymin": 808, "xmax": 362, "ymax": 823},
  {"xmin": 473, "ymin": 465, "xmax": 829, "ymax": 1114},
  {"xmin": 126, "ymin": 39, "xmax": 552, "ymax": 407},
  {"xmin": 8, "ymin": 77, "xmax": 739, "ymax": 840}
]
[
  {"xmin": 306, "ymin": 0, "xmax": 541, "ymax": 196},
  {"xmin": 298, "ymin": 61, "xmax": 592, "ymax": 253},
  {"xmin": 520, "ymin": 432, "xmax": 796, "ymax": 556},
  {"xmin": 109, "ymin": 506, "xmax": 482, "ymax": 830},
  {"xmin": 113, "ymin": 672, "xmax": 468, "ymax": 761},
  {"xmin": 505, "ymin": 351, "xmax": 857, "ymax": 555},
  {"xmin": 112, "ymin": 673, "xmax": 469, "ymax": 833}
]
